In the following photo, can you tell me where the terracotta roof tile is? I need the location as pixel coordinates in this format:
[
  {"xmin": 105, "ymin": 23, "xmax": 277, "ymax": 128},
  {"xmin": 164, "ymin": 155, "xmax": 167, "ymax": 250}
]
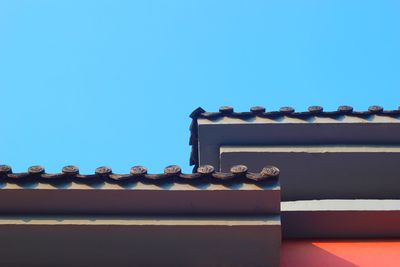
[{"xmin": 0, "ymin": 164, "xmax": 279, "ymax": 185}]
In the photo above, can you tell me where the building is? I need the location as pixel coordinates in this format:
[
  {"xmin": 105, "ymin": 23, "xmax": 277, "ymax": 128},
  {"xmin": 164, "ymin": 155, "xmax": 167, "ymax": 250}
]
[{"xmin": 1, "ymin": 105, "xmax": 400, "ymax": 266}]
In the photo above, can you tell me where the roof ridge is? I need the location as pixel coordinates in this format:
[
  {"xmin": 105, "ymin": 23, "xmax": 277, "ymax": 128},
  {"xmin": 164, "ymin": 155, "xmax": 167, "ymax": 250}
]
[
  {"xmin": 196, "ymin": 105, "xmax": 400, "ymax": 119},
  {"xmin": 0, "ymin": 164, "xmax": 279, "ymax": 184}
]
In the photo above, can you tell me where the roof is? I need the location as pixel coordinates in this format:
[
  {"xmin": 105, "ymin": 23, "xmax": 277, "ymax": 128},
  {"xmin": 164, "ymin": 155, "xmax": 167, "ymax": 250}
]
[
  {"xmin": 189, "ymin": 105, "xmax": 400, "ymax": 169},
  {"xmin": 0, "ymin": 164, "xmax": 279, "ymax": 185}
]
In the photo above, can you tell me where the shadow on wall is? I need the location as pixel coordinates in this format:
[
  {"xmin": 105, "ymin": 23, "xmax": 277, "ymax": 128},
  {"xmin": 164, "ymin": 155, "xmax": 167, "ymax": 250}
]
[
  {"xmin": 281, "ymin": 241, "xmax": 358, "ymax": 267},
  {"xmin": 281, "ymin": 239, "xmax": 400, "ymax": 267}
]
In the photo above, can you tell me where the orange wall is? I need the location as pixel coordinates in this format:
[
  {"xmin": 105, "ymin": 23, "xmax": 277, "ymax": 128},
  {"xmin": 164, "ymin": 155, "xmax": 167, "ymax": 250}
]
[{"xmin": 281, "ymin": 240, "xmax": 400, "ymax": 267}]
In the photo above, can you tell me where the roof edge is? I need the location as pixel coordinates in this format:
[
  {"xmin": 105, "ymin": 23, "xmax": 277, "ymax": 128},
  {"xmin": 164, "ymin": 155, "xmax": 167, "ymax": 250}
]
[
  {"xmin": 0, "ymin": 164, "xmax": 279, "ymax": 185},
  {"xmin": 188, "ymin": 105, "xmax": 400, "ymax": 167}
]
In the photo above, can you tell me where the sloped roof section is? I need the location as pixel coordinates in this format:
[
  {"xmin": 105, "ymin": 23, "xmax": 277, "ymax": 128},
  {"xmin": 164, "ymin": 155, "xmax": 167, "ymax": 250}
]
[{"xmin": 189, "ymin": 105, "xmax": 400, "ymax": 169}]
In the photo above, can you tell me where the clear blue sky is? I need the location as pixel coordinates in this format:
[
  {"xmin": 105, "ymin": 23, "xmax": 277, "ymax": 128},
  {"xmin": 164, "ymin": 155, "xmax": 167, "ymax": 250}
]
[{"xmin": 1, "ymin": 1, "xmax": 399, "ymax": 173}]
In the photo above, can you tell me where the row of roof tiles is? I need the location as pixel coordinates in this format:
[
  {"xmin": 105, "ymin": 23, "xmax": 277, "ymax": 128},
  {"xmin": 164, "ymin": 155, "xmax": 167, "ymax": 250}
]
[
  {"xmin": 190, "ymin": 105, "xmax": 400, "ymax": 120},
  {"xmin": 0, "ymin": 164, "xmax": 279, "ymax": 184}
]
